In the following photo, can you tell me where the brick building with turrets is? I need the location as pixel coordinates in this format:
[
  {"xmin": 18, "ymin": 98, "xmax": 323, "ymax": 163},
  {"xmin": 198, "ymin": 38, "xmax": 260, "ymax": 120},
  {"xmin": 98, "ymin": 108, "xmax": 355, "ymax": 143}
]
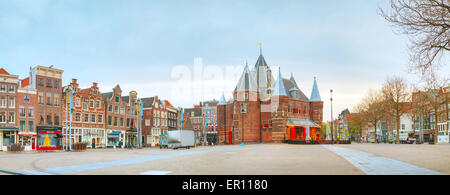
[{"xmin": 217, "ymin": 49, "xmax": 324, "ymax": 144}]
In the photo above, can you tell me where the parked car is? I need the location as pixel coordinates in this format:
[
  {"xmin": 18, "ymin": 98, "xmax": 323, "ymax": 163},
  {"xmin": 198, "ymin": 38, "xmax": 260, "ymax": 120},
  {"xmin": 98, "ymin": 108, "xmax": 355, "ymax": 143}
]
[{"xmin": 407, "ymin": 137, "xmax": 416, "ymax": 144}]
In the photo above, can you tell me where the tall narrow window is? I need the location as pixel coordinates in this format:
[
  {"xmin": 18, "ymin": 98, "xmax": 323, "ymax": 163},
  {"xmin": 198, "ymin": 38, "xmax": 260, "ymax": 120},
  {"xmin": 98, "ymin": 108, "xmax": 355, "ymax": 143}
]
[
  {"xmin": 28, "ymin": 121, "xmax": 34, "ymax": 132},
  {"xmin": 24, "ymin": 95, "xmax": 30, "ymax": 103},
  {"xmin": 46, "ymin": 79, "xmax": 52, "ymax": 88},
  {"xmin": 46, "ymin": 92, "xmax": 52, "ymax": 106},
  {"xmin": 20, "ymin": 121, "xmax": 26, "ymax": 131},
  {"xmin": 84, "ymin": 114, "xmax": 89, "ymax": 123},
  {"xmin": 38, "ymin": 92, "xmax": 44, "ymax": 104},
  {"xmin": 8, "ymin": 112, "xmax": 15, "ymax": 123},
  {"xmin": 0, "ymin": 84, "xmax": 6, "ymax": 92},
  {"xmin": 75, "ymin": 98, "xmax": 81, "ymax": 107},
  {"xmin": 54, "ymin": 80, "xmax": 60, "ymax": 90},
  {"xmin": 54, "ymin": 115, "xmax": 60, "ymax": 126},
  {"xmin": 0, "ymin": 96, "xmax": 6, "ymax": 108},
  {"xmin": 20, "ymin": 106, "xmax": 26, "ymax": 117},
  {"xmin": 46, "ymin": 114, "xmax": 53, "ymax": 126},
  {"xmin": 75, "ymin": 113, "xmax": 81, "ymax": 122},
  {"xmin": 98, "ymin": 115, "xmax": 103, "ymax": 123},
  {"xmin": 240, "ymin": 104, "xmax": 247, "ymax": 113},
  {"xmin": 54, "ymin": 93, "xmax": 60, "ymax": 106},
  {"xmin": 8, "ymin": 85, "xmax": 15, "ymax": 93},
  {"xmin": 8, "ymin": 96, "xmax": 14, "ymax": 108},
  {"xmin": 0, "ymin": 112, "xmax": 5, "ymax": 123},
  {"xmin": 38, "ymin": 78, "xmax": 44, "ymax": 88}
]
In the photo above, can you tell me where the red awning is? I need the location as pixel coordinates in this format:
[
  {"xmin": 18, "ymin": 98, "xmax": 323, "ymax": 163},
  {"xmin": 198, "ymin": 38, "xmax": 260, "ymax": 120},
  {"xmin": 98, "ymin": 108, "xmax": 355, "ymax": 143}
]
[
  {"xmin": 39, "ymin": 131, "xmax": 62, "ymax": 134},
  {"xmin": 19, "ymin": 134, "xmax": 37, "ymax": 137}
]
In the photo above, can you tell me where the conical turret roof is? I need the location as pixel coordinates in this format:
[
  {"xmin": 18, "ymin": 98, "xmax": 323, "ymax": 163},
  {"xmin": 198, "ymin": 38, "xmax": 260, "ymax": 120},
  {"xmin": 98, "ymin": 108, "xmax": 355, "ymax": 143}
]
[
  {"xmin": 234, "ymin": 64, "xmax": 257, "ymax": 92},
  {"xmin": 272, "ymin": 67, "xmax": 288, "ymax": 96},
  {"xmin": 218, "ymin": 92, "xmax": 227, "ymax": 105},
  {"xmin": 254, "ymin": 54, "xmax": 268, "ymax": 68},
  {"xmin": 310, "ymin": 77, "xmax": 322, "ymax": 101}
]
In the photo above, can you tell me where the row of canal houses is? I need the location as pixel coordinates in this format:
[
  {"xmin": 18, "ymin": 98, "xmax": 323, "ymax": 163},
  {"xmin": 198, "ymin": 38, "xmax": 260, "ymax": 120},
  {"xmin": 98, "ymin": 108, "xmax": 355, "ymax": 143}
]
[{"xmin": 0, "ymin": 65, "xmax": 179, "ymax": 151}]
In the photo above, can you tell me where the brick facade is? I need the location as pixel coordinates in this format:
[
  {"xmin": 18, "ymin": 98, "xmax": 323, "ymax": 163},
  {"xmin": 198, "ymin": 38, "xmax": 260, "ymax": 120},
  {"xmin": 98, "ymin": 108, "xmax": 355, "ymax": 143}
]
[
  {"xmin": 217, "ymin": 53, "xmax": 324, "ymax": 145},
  {"xmin": 62, "ymin": 79, "xmax": 106, "ymax": 148}
]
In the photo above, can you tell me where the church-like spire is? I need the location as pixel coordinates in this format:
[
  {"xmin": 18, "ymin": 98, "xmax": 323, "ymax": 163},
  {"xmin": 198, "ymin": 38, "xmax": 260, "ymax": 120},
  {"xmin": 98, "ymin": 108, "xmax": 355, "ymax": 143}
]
[
  {"xmin": 310, "ymin": 77, "xmax": 322, "ymax": 101},
  {"xmin": 272, "ymin": 67, "xmax": 288, "ymax": 96},
  {"xmin": 218, "ymin": 92, "xmax": 227, "ymax": 105},
  {"xmin": 235, "ymin": 63, "xmax": 257, "ymax": 92},
  {"xmin": 255, "ymin": 43, "xmax": 268, "ymax": 68}
]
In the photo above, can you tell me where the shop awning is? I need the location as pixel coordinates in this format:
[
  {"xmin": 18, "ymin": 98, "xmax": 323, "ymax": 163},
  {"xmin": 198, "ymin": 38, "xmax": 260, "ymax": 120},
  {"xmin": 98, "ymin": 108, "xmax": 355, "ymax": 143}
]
[
  {"xmin": 287, "ymin": 118, "xmax": 320, "ymax": 128},
  {"xmin": 0, "ymin": 127, "xmax": 19, "ymax": 131},
  {"xmin": 19, "ymin": 132, "xmax": 37, "ymax": 136}
]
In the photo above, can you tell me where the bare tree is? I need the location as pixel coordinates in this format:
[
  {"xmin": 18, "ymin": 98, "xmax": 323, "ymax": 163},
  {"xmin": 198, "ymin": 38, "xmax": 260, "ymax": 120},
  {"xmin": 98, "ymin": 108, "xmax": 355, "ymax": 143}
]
[
  {"xmin": 381, "ymin": 76, "xmax": 410, "ymax": 144},
  {"xmin": 379, "ymin": 0, "xmax": 450, "ymax": 76},
  {"xmin": 359, "ymin": 90, "xmax": 387, "ymax": 143}
]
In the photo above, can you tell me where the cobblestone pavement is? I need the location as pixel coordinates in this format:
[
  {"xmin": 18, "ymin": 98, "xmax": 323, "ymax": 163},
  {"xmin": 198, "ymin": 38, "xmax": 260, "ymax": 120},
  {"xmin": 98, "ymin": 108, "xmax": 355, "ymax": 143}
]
[
  {"xmin": 323, "ymin": 145, "xmax": 444, "ymax": 175},
  {"xmin": 0, "ymin": 144, "xmax": 448, "ymax": 175}
]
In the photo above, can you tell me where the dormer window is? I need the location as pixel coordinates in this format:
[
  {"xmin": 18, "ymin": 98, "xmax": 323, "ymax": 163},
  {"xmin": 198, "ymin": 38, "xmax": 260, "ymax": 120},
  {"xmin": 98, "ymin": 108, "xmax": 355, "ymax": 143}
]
[{"xmin": 291, "ymin": 91, "xmax": 296, "ymax": 99}]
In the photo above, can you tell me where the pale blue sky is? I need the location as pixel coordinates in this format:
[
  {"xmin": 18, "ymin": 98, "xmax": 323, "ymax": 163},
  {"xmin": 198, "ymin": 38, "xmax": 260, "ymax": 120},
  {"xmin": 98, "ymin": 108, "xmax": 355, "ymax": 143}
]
[{"xmin": 1, "ymin": 0, "xmax": 448, "ymax": 119}]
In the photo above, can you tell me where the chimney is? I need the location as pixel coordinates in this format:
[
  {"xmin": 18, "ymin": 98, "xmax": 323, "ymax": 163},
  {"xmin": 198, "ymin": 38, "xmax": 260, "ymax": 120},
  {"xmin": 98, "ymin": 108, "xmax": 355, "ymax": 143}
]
[{"xmin": 93, "ymin": 82, "xmax": 98, "ymax": 88}]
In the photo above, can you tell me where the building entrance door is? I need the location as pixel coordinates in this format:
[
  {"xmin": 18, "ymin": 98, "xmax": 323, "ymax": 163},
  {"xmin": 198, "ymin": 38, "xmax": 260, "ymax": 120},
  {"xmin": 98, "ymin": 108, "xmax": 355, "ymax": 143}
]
[{"xmin": 228, "ymin": 131, "xmax": 232, "ymax": 145}]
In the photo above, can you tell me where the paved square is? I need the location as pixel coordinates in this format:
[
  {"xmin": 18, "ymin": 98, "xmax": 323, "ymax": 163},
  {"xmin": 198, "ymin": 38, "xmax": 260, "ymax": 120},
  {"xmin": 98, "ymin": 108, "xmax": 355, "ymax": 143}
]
[{"xmin": 0, "ymin": 144, "xmax": 447, "ymax": 175}]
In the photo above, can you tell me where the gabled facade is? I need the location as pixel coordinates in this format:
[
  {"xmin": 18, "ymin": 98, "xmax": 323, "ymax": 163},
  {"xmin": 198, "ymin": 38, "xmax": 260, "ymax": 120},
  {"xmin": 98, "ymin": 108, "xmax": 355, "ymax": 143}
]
[
  {"xmin": 140, "ymin": 96, "xmax": 172, "ymax": 147},
  {"xmin": 101, "ymin": 85, "xmax": 138, "ymax": 148},
  {"xmin": 62, "ymin": 79, "xmax": 106, "ymax": 148},
  {"xmin": 183, "ymin": 107, "xmax": 203, "ymax": 144}
]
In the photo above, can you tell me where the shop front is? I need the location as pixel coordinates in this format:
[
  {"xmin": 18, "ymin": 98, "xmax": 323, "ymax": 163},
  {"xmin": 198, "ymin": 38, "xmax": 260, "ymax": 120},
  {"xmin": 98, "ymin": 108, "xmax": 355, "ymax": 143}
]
[
  {"xmin": 36, "ymin": 126, "xmax": 63, "ymax": 151},
  {"xmin": 126, "ymin": 131, "xmax": 137, "ymax": 148},
  {"xmin": 0, "ymin": 127, "xmax": 18, "ymax": 151},
  {"xmin": 151, "ymin": 128, "xmax": 161, "ymax": 147},
  {"xmin": 286, "ymin": 118, "xmax": 321, "ymax": 142},
  {"xmin": 207, "ymin": 131, "xmax": 218, "ymax": 145},
  {"xmin": 107, "ymin": 130, "xmax": 125, "ymax": 148},
  {"xmin": 85, "ymin": 129, "xmax": 106, "ymax": 149},
  {"xmin": 63, "ymin": 128, "xmax": 106, "ymax": 149},
  {"xmin": 18, "ymin": 132, "xmax": 37, "ymax": 151}
]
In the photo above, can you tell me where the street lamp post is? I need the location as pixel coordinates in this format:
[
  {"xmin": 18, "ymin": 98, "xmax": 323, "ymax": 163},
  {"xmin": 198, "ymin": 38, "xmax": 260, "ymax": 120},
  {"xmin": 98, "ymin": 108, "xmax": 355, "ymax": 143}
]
[{"xmin": 330, "ymin": 89, "xmax": 334, "ymax": 143}]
